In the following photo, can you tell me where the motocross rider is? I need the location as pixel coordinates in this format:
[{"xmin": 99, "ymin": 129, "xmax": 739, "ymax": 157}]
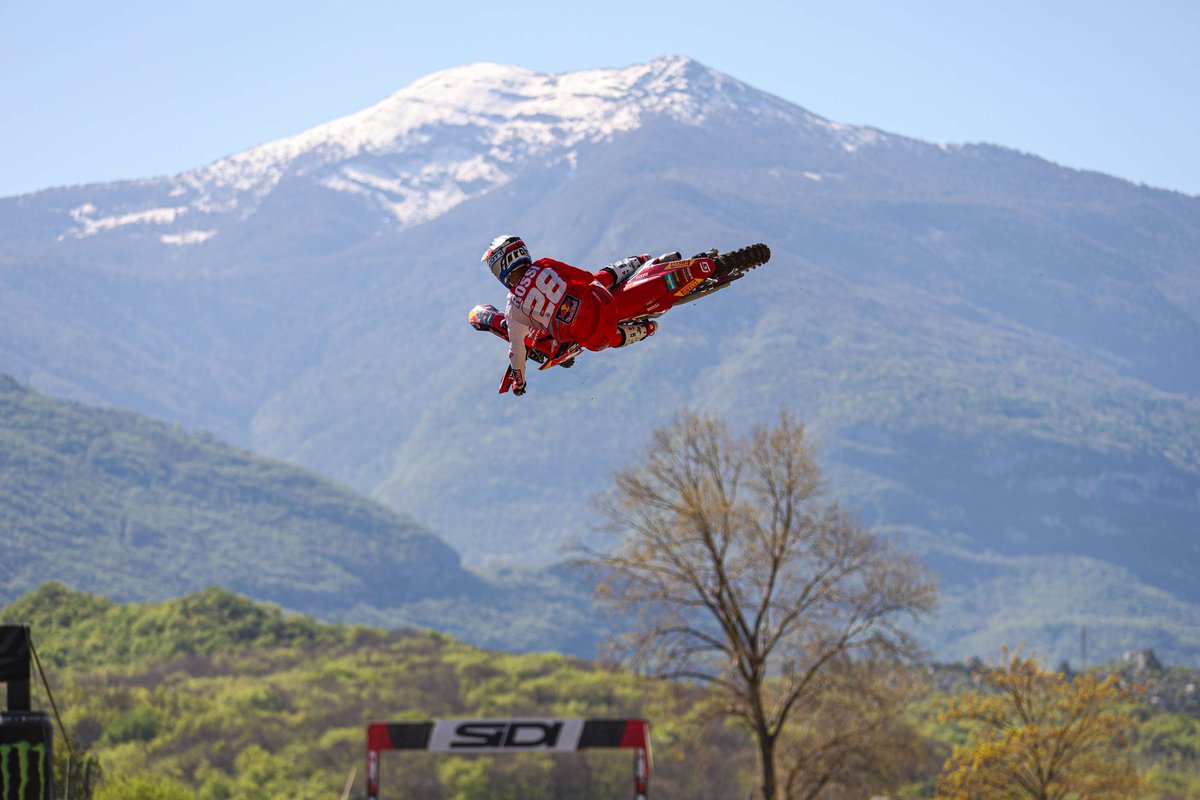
[{"xmin": 482, "ymin": 235, "xmax": 657, "ymax": 396}]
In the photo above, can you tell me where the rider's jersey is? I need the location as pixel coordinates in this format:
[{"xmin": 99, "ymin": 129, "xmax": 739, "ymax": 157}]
[{"xmin": 505, "ymin": 258, "xmax": 617, "ymax": 381}]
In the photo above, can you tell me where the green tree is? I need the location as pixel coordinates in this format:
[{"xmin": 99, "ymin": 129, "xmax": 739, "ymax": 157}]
[
  {"xmin": 584, "ymin": 411, "xmax": 935, "ymax": 800},
  {"xmin": 937, "ymin": 648, "xmax": 1143, "ymax": 800},
  {"xmin": 94, "ymin": 772, "xmax": 193, "ymax": 800}
]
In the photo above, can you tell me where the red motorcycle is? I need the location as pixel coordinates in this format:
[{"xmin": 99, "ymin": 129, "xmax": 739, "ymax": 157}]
[{"xmin": 469, "ymin": 243, "xmax": 771, "ymax": 392}]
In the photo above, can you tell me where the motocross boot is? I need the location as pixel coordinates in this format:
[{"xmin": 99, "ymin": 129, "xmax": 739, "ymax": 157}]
[
  {"xmin": 600, "ymin": 255, "xmax": 649, "ymax": 288},
  {"xmin": 617, "ymin": 320, "xmax": 657, "ymax": 347}
]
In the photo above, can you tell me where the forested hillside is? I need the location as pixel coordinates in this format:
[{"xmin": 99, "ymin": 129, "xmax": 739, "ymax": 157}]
[
  {"xmin": 0, "ymin": 375, "xmax": 597, "ymax": 654},
  {"xmin": 0, "ymin": 373, "xmax": 464, "ymax": 609},
  {"xmin": 5, "ymin": 371, "xmax": 1199, "ymax": 664},
  {"xmin": 2, "ymin": 586, "xmax": 1198, "ymax": 799},
  {"xmin": 0, "ymin": 585, "xmax": 752, "ymax": 799}
]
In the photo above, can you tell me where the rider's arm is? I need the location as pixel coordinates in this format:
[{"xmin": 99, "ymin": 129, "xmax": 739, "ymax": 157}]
[{"xmin": 504, "ymin": 294, "xmax": 533, "ymax": 385}]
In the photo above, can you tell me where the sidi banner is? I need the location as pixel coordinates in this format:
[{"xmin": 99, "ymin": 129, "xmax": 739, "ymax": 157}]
[
  {"xmin": 428, "ymin": 718, "xmax": 585, "ymax": 753},
  {"xmin": 367, "ymin": 717, "xmax": 651, "ymax": 799}
]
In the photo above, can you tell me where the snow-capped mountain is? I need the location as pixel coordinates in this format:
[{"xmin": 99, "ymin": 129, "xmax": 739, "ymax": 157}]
[
  {"xmin": 3, "ymin": 57, "xmax": 1199, "ymax": 665},
  {"xmin": 47, "ymin": 57, "xmax": 886, "ymax": 246}
]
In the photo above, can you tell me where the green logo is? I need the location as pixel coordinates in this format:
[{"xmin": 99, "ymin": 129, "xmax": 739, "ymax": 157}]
[{"xmin": 0, "ymin": 741, "xmax": 48, "ymax": 799}]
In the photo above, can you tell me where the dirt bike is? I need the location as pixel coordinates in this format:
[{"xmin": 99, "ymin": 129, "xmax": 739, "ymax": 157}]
[{"xmin": 469, "ymin": 243, "xmax": 771, "ymax": 392}]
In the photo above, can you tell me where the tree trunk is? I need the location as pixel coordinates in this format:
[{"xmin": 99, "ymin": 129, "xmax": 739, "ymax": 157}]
[{"xmin": 758, "ymin": 730, "xmax": 778, "ymax": 800}]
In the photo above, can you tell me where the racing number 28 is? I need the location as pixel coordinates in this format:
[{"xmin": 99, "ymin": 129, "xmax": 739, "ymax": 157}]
[{"xmin": 517, "ymin": 269, "xmax": 568, "ymax": 320}]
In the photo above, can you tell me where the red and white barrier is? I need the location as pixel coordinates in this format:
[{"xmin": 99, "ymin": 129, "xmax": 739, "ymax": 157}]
[{"xmin": 366, "ymin": 717, "xmax": 651, "ymax": 799}]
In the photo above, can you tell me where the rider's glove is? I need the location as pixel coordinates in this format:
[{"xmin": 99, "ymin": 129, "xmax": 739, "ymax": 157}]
[{"xmin": 512, "ymin": 370, "xmax": 527, "ymax": 396}]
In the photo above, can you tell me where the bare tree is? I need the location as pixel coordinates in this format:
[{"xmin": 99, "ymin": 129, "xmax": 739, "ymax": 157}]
[
  {"xmin": 584, "ymin": 411, "xmax": 935, "ymax": 800},
  {"xmin": 775, "ymin": 660, "xmax": 931, "ymax": 800}
]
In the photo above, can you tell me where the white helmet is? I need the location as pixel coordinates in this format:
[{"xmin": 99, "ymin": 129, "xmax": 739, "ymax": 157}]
[{"xmin": 482, "ymin": 235, "xmax": 532, "ymax": 287}]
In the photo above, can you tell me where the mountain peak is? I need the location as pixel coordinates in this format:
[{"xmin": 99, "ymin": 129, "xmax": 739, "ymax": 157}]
[
  {"xmin": 259, "ymin": 55, "xmax": 745, "ymax": 154},
  {"xmin": 403, "ymin": 55, "xmax": 718, "ymax": 108},
  {"xmin": 59, "ymin": 57, "xmax": 844, "ymax": 239},
  {"xmin": 173, "ymin": 56, "xmax": 784, "ymax": 221}
]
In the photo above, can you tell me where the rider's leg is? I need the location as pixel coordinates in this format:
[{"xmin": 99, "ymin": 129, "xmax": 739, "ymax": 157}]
[
  {"xmin": 609, "ymin": 320, "xmax": 657, "ymax": 348},
  {"xmin": 575, "ymin": 282, "xmax": 655, "ymax": 350},
  {"xmin": 596, "ymin": 255, "xmax": 649, "ymax": 289}
]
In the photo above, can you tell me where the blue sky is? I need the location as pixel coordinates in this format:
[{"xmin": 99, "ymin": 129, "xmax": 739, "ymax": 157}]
[{"xmin": 2, "ymin": 0, "xmax": 1197, "ymax": 197}]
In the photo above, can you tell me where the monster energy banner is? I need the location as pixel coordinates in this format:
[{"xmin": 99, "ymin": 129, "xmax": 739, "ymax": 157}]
[{"xmin": 0, "ymin": 712, "xmax": 52, "ymax": 800}]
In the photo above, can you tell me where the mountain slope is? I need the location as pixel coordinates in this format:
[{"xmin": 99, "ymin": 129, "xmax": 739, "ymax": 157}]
[
  {"xmin": 0, "ymin": 376, "xmax": 603, "ymax": 655},
  {"xmin": 1, "ymin": 57, "xmax": 1198, "ymax": 664},
  {"xmin": 0, "ymin": 374, "xmax": 469, "ymax": 609}
]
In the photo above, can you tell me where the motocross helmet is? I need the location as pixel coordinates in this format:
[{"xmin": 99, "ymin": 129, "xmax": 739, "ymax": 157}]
[{"xmin": 482, "ymin": 235, "xmax": 532, "ymax": 287}]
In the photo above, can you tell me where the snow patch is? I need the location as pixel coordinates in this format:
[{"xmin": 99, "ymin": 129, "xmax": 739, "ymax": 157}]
[
  {"xmin": 161, "ymin": 230, "xmax": 217, "ymax": 246},
  {"xmin": 322, "ymin": 156, "xmax": 513, "ymax": 225},
  {"xmin": 62, "ymin": 205, "xmax": 188, "ymax": 240}
]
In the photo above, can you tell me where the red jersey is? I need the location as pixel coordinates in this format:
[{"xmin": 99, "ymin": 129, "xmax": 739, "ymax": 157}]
[{"xmin": 504, "ymin": 258, "xmax": 619, "ymax": 380}]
